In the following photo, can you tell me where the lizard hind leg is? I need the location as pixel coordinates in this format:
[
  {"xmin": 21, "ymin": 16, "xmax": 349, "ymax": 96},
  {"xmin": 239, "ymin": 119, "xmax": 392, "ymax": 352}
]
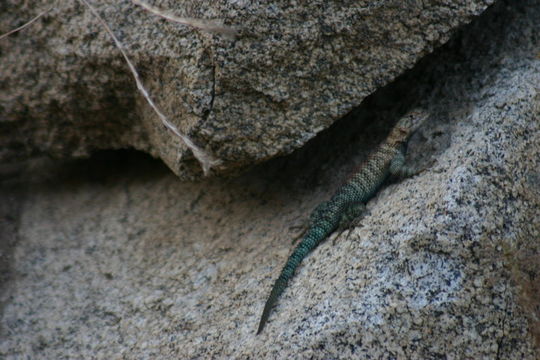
[
  {"xmin": 290, "ymin": 225, "xmax": 308, "ymax": 244},
  {"xmin": 290, "ymin": 201, "xmax": 330, "ymax": 244},
  {"xmin": 332, "ymin": 203, "xmax": 366, "ymax": 244}
]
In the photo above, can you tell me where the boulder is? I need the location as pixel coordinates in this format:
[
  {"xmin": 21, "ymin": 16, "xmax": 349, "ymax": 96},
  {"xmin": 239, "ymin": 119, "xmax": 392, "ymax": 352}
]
[
  {"xmin": 1, "ymin": 0, "xmax": 494, "ymax": 178},
  {"xmin": 1, "ymin": 0, "xmax": 539, "ymax": 358}
]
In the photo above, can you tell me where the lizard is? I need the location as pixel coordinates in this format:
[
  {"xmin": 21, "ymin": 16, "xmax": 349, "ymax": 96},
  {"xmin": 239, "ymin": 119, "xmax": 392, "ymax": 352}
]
[{"xmin": 256, "ymin": 108, "xmax": 430, "ymax": 334}]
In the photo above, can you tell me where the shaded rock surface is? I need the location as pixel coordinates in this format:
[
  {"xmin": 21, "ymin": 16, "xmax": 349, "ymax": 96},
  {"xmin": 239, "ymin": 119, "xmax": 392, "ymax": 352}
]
[
  {"xmin": 1, "ymin": 0, "xmax": 540, "ymax": 358},
  {"xmin": 0, "ymin": 0, "xmax": 494, "ymax": 179}
]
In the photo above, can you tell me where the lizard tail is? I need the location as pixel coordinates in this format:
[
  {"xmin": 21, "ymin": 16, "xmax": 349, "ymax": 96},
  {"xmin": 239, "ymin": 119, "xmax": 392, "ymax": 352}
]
[
  {"xmin": 257, "ymin": 277, "xmax": 287, "ymax": 334},
  {"xmin": 257, "ymin": 231, "xmax": 322, "ymax": 334}
]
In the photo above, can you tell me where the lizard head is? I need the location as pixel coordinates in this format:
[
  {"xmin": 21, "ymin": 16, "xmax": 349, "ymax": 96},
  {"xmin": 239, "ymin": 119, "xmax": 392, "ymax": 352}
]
[
  {"xmin": 396, "ymin": 108, "xmax": 429, "ymax": 132},
  {"xmin": 392, "ymin": 108, "xmax": 430, "ymax": 140}
]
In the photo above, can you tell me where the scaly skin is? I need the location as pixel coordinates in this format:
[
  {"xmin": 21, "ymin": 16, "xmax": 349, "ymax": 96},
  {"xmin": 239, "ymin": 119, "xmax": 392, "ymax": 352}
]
[{"xmin": 257, "ymin": 109, "xmax": 430, "ymax": 334}]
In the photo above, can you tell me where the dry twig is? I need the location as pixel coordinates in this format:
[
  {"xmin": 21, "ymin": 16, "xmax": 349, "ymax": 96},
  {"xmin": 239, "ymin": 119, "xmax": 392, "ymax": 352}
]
[
  {"xmin": 131, "ymin": 0, "xmax": 236, "ymax": 39},
  {"xmin": 0, "ymin": 7, "xmax": 52, "ymax": 40}
]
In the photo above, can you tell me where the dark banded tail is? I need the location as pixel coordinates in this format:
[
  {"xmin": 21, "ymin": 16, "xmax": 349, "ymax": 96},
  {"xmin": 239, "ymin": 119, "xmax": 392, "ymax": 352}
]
[
  {"xmin": 257, "ymin": 229, "xmax": 325, "ymax": 334},
  {"xmin": 257, "ymin": 277, "xmax": 287, "ymax": 334}
]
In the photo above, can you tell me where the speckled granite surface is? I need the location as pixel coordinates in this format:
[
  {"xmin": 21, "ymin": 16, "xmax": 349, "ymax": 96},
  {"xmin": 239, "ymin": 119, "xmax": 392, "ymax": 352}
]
[{"xmin": 1, "ymin": 0, "xmax": 539, "ymax": 358}]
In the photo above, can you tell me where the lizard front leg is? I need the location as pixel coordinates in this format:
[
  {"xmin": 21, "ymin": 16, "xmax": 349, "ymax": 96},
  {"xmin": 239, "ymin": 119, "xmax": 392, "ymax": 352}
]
[{"xmin": 389, "ymin": 151, "xmax": 424, "ymax": 178}]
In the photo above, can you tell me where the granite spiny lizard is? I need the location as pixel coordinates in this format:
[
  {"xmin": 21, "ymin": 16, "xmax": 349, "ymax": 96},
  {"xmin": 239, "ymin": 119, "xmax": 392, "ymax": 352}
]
[{"xmin": 257, "ymin": 108, "xmax": 430, "ymax": 334}]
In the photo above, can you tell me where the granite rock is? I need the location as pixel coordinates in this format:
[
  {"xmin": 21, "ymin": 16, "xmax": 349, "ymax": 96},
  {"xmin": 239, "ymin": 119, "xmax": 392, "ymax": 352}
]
[
  {"xmin": 0, "ymin": 0, "xmax": 494, "ymax": 179},
  {"xmin": 1, "ymin": 0, "xmax": 539, "ymax": 358}
]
